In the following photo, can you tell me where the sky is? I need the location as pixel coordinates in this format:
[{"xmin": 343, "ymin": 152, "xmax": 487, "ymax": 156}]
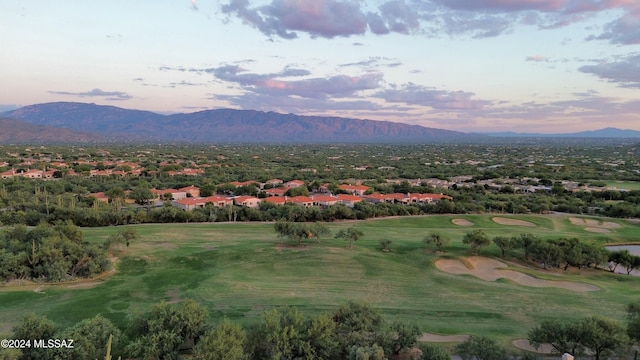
[{"xmin": 1, "ymin": 0, "xmax": 639, "ymax": 133}]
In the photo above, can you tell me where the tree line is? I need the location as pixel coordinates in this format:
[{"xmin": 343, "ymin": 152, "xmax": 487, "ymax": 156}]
[{"xmin": 7, "ymin": 298, "xmax": 640, "ymax": 360}]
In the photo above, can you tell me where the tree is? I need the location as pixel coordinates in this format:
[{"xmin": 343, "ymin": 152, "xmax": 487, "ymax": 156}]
[
  {"xmin": 528, "ymin": 317, "xmax": 626, "ymax": 359},
  {"xmin": 379, "ymin": 239, "xmax": 392, "ymax": 252},
  {"xmin": 192, "ymin": 319, "xmax": 246, "ymax": 360},
  {"xmin": 105, "ymin": 227, "xmax": 139, "ymax": 252},
  {"xmin": 579, "ymin": 317, "xmax": 627, "ymax": 360},
  {"xmin": 528, "ymin": 319, "xmax": 581, "ymax": 355},
  {"xmin": 56, "ymin": 315, "xmax": 123, "ymax": 360},
  {"xmin": 12, "ymin": 313, "xmax": 56, "ymax": 360},
  {"xmin": 387, "ymin": 321, "xmax": 420, "ymax": 355},
  {"xmin": 129, "ymin": 183, "xmax": 154, "ymax": 206},
  {"xmin": 348, "ymin": 344, "xmax": 385, "ymax": 360},
  {"xmin": 274, "ymin": 221, "xmax": 330, "ymax": 245},
  {"xmin": 418, "ymin": 343, "xmax": 449, "ymax": 360},
  {"xmin": 332, "ymin": 301, "xmax": 384, "ymax": 357},
  {"xmin": 423, "ymin": 233, "xmax": 450, "ymax": 252},
  {"xmin": 126, "ymin": 299, "xmax": 208, "ymax": 360},
  {"xmin": 335, "ymin": 227, "xmax": 364, "ymax": 249},
  {"xmin": 455, "ymin": 335, "xmax": 508, "ymax": 360},
  {"xmin": 492, "ymin": 236, "xmax": 518, "ymax": 258},
  {"xmin": 462, "ymin": 230, "xmax": 490, "ymax": 255},
  {"xmin": 627, "ymin": 301, "xmax": 640, "ymax": 344}
]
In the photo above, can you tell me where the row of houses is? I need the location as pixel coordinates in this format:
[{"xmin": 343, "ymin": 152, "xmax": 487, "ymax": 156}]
[{"xmin": 172, "ymin": 192, "xmax": 452, "ymax": 211}]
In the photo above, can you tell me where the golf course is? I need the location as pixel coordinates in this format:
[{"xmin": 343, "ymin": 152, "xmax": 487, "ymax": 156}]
[{"xmin": 1, "ymin": 213, "xmax": 639, "ymax": 350}]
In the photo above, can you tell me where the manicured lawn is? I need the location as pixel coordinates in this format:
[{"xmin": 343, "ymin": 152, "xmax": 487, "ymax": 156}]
[{"xmin": 1, "ymin": 214, "xmax": 640, "ymax": 350}]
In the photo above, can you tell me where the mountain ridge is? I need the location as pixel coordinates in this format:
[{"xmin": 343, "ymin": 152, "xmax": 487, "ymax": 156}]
[
  {"xmin": 1, "ymin": 102, "xmax": 477, "ymax": 143},
  {"xmin": 3, "ymin": 102, "xmax": 639, "ymax": 143}
]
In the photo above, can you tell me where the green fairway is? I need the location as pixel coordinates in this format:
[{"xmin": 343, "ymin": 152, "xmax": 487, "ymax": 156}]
[
  {"xmin": 604, "ymin": 180, "xmax": 640, "ymax": 191},
  {"xmin": 1, "ymin": 214, "xmax": 640, "ymax": 349}
]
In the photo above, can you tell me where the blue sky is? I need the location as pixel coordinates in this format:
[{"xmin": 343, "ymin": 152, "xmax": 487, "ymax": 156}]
[{"xmin": 1, "ymin": 0, "xmax": 639, "ymax": 133}]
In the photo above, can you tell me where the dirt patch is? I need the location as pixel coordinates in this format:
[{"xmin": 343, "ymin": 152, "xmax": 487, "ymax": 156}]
[
  {"xmin": 492, "ymin": 217, "xmax": 536, "ymax": 227},
  {"xmin": 419, "ymin": 333, "xmax": 469, "ymax": 342},
  {"xmin": 452, "ymin": 218, "xmax": 474, "ymax": 226},
  {"xmin": 584, "ymin": 227, "xmax": 611, "ymax": 233},
  {"xmin": 569, "ymin": 217, "xmax": 621, "ymax": 229},
  {"xmin": 166, "ymin": 287, "xmax": 181, "ymax": 303},
  {"xmin": 275, "ymin": 244, "xmax": 311, "ymax": 251},
  {"xmin": 512, "ymin": 339, "xmax": 554, "ymax": 354},
  {"xmin": 434, "ymin": 256, "xmax": 599, "ymax": 292}
]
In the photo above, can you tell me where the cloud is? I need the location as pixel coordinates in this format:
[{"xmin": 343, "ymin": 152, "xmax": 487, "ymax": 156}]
[
  {"xmin": 165, "ymin": 64, "xmax": 382, "ymax": 99},
  {"xmin": 579, "ymin": 54, "xmax": 640, "ymax": 88},
  {"xmin": 589, "ymin": 12, "xmax": 640, "ymax": 45},
  {"xmin": 526, "ymin": 55, "xmax": 548, "ymax": 62},
  {"xmin": 211, "ymin": 92, "xmax": 385, "ymax": 113},
  {"xmin": 375, "ymin": 84, "xmax": 490, "ymax": 110},
  {"xmin": 49, "ymin": 88, "xmax": 132, "ymax": 101},
  {"xmin": 219, "ymin": 0, "xmax": 640, "ymax": 44}
]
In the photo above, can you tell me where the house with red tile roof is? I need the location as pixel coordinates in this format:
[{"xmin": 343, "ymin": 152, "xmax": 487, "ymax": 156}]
[
  {"xmin": 362, "ymin": 193, "xmax": 396, "ymax": 204},
  {"xmin": 173, "ymin": 196, "xmax": 232, "ymax": 210},
  {"xmin": 312, "ymin": 195, "xmax": 339, "ymax": 207},
  {"xmin": 264, "ymin": 196, "xmax": 286, "ymax": 205},
  {"xmin": 1, "ymin": 169, "xmax": 17, "ymax": 179},
  {"xmin": 263, "ymin": 196, "xmax": 288, "ymax": 205},
  {"xmin": 288, "ymin": 196, "xmax": 316, "ymax": 207},
  {"xmin": 179, "ymin": 185, "xmax": 200, "ymax": 198},
  {"xmin": 264, "ymin": 188, "xmax": 287, "ymax": 197},
  {"xmin": 265, "ymin": 178, "xmax": 283, "ymax": 186},
  {"xmin": 285, "ymin": 180, "xmax": 305, "ymax": 189},
  {"xmin": 86, "ymin": 192, "xmax": 109, "ymax": 203},
  {"xmin": 335, "ymin": 194, "xmax": 364, "ymax": 207},
  {"xmin": 22, "ymin": 169, "xmax": 44, "ymax": 179},
  {"xmin": 234, "ymin": 196, "xmax": 262, "ymax": 208},
  {"xmin": 338, "ymin": 184, "xmax": 370, "ymax": 196}
]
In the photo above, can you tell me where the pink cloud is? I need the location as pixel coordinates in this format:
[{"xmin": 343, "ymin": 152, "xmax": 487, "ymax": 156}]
[{"xmin": 526, "ymin": 55, "xmax": 548, "ymax": 62}]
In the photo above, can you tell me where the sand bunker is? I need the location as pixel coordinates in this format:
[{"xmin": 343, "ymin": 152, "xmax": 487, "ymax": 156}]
[
  {"xmin": 435, "ymin": 256, "xmax": 599, "ymax": 292},
  {"xmin": 451, "ymin": 219, "xmax": 473, "ymax": 226},
  {"xmin": 492, "ymin": 217, "xmax": 536, "ymax": 227},
  {"xmin": 512, "ymin": 339, "xmax": 554, "ymax": 354},
  {"xmin": 420, "ymin": 333, "xmax": 469, "ymax": 343},
  {"xmin": 569, "ymin": 217, "xmax": 621, "ymax": 229},
  {"xmin": 452, "ymin": 218, "xmax": 474, "ymax": 226}
]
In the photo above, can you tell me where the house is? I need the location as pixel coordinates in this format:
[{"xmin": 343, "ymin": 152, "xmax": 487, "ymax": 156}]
[
  {"xmin": 264, "ymin": 188, "xmax": 287, "ymax": 197},
  {"xmin": 335, "ymin": 194, "xmax": 363, "ymax": 207},
  {"xmin": 264, "ymin": 196, "xmax": 286, "ymax": 205},
  {"xmin": 312, "ymin": 195, "xmax": 339, "ymax": 207},
  {"xmin": 173, "ymin": 196, "xmax": 232, "ymax": 210},
  {"xmin": 362, "ymin": 193, "xmax": 396, "ymax": 204},
  {"xmin": 0, "ymin": 169, "xmax": 17, "ymax": 179},
  {"xmin": 234, "ymin": 196, "xmax": 262, "ymax": 208},
  {"xmin": 151, "ymin": 188, "xmax": 188, "ymax": 201},
  {"xmin": 86, "ymin": 192, "xmax": 109, "ymax": 203},
  {"xmin": 287, "ymin": 196, "xmax": 316, "ymax": 207},
  {"xmin": 338, "ymin": 184, "xmax": 369, "ymax": 196},
  {"xmin": 179, "ymin": 168, "xmax": 204, "ymax": 176},
  {"xmin": 265, "ymin": 179, "xmax": 283, "ymax": 186},
  {"xmin": 21, "ymin": 169, "xmax": 44, "ymax": 179},
  {"xmin": 203, "ymin": 196, "xmax": 233, "ymax": 208},
  {"xmin": 179, "ymin": 185, "xmax": 201, "ymax": 198},
  {"xmin": 285, "ymin": 180, "xmax": 305, "ymax": 189}
]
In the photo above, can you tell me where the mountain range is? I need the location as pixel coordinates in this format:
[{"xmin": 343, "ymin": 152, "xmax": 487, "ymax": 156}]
[
  {"xmin": 0, "ymin": 102, "xmax": 474, "ymax": 144},
  {"xmin": 1, "ymin": 102, "xmax": 639, "ymax": 143}
]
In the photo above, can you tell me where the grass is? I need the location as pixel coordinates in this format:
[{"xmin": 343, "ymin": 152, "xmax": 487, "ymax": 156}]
[
  {"xmin": 604, "ymin": 180, "xmax": 640, "ymax": 191},
  {"xmin": 1, "ymin": 213, "xmax": 640, "ymax": 350}
]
